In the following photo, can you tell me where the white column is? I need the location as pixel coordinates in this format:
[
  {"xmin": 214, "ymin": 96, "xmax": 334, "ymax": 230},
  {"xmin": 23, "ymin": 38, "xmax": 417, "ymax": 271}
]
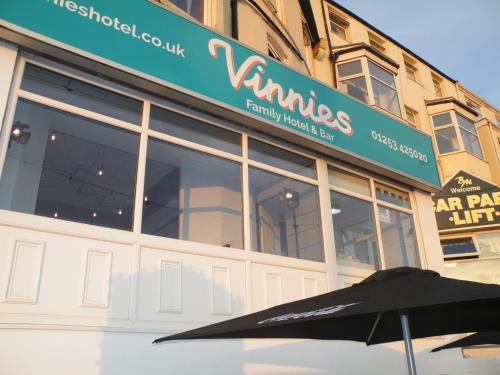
[
  {"xmin": 413, "ymin": 190, "xmax": 444, "ymax": 274},
  {"xmin": 0, "ymin": 41, "xmax": 18, "ymax": 133}
]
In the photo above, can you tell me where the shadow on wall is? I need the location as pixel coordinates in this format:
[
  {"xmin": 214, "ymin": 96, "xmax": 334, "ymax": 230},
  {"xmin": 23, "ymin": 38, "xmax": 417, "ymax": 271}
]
[{"xmin": 94, "ymin": 266, "xmax": 473, "ymax": 375}]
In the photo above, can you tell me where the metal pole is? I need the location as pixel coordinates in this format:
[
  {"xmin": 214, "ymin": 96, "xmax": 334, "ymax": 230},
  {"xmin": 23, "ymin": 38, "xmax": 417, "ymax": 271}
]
[{"xmin": 400, "ymin": 313, "xmax": 417, "ymax": 375}]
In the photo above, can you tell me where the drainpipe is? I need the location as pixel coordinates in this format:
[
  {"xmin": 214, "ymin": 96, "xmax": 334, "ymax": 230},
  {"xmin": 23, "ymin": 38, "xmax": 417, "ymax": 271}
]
[
  {"xmin": 231, "ymin": 0, "xmax": 238, "ymax": 40},
  {"xmin": 320, "ymin": 0, "xmax": 336, "ymax": 88}
]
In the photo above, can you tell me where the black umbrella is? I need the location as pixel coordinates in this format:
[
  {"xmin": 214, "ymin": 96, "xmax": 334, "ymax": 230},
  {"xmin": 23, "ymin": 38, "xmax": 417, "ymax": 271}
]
[
  {"xmin": 154, "ymin": 267, "xmax": 500, "ymax": 374},
  {"xmin": 432, "ymin": 331, "xmax": 500, "ymax": 352}
]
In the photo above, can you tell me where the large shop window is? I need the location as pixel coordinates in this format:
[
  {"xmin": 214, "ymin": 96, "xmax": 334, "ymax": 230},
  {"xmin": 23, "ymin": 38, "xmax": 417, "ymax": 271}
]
[
  {"xmin": 336, "ymin": 59, "xmax": 401, "ymax": 117},
  {"xmin": 0, "ymin": 61, "xmax": 325, "ymax": 262},
  {"xmin": 329, "ymin": 167, "xmax": 420, "ymax": 270},
  {"xmin": 431, "ymin": 111, "xmax": 483, "ymax": 159},
  {"xmin": 0, "ymin": 64, "xmax": 142, "ymax": 230}
]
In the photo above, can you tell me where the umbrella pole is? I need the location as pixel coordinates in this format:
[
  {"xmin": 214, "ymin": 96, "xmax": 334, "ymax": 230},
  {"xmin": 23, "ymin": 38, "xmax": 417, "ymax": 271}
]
[{"xmin": 400, "ymin": 313, "xmax": 417, "ymax": 375}]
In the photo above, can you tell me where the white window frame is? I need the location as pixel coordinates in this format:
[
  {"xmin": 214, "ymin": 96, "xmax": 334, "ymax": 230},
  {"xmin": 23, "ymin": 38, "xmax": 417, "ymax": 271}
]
[
  {"xmin": 431, "ymin": 73, "xmax": 443, "ymax": 98},
  {"xmin": 327, "ymin": 163, "xmax": 424, "ymax": 273},
  {"xmin": 0, "ymin": 53, "xmax": 336, "ymax": 273},
  {"xmin": 405, "ymin": 106, "xmax": 419, "ymax": 128},
  {"xmin": 328, "ymin": 11, "xmax": 350, "ymax": 41},
  {"xmin": 336, "ymin": 58, "xmax": 403, "ymax": 118},
  {"xmin": 154, "ymin": 0, "xmax": 209, "ymax": 25},
  {"xmin": 431, "ymin": 110, "xmax": 485, "ymax": 159}
]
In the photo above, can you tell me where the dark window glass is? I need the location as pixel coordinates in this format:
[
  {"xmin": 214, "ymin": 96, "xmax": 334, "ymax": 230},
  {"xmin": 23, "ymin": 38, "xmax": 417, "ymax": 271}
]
[
  {"xmin": 379, "ymin": 207, "xmax": 420, "ymax": 268},
  {"xmin": 338, "ymin": 60, "xmax": 362, "ymax": 78},
  {"xmin": 331, "ymin": 192, "xmax": 380, "ymax": 270},
  {"xmin": 21, "ymin": 64, "xmax": 143, "ymax": 124},
  {"xmin": 248, "ymin": 138, "xmax": 316, "ymax": 179},
  {"xmin": 0, "ymin": 99, "xmax": 139, "ymax": 230},
  {"xmin": 442, "ymin": 238, "xmax": 478, "ymax": 257},
  {"xmin": 249, "ymin": 167, "xmax": 323, "ymax": 262},
  {"xmin": 169, "ymin": 0, "xmax": 204, "ymax": 22},
  {"xmin": 432, "ymin": 112, "xmax": 453, "ymax": 128},
  {"xmin": 142, "ymin": 139, "xmax": 243, "ymax": 248},
  {"xmin": 149, "ymin": 106, "xmax": 241, "ymax": 154}
]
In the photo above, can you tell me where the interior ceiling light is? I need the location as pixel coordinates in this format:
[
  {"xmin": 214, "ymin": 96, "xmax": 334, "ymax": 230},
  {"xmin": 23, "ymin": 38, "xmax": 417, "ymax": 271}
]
[{"xmin": 10, "ymin": 121, "xmax": 31, "ymax": 145}]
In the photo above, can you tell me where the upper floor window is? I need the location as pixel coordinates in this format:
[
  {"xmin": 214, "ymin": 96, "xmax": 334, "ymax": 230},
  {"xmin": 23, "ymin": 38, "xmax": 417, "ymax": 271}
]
[
  {"xmin": 329, "ymin": 12, "xmax": 349, "ymax": 40},
  {"xmin": 337, "ymin": 59, "xmax": 401, "ymax": 116},
  {"xmin": 329, "ymin": 167, "xmax": 420, "ymax": 271},
  {"xmin": 431, "ymin": 73, "xmax": 443, "ymax": 98},
  {"xmin": 404, "ymin": 56, "xmax": 418, "ymax": 83},
  {"xmin": 368, "ymin": 61, "xmax": 401, "ymax": 116},
  {"xmin": 465, "ymin": 97, "xmax": 481, "ymax": 119},
  {"xmin": 431, "ymin": 111, "xmax": 483, "ymax": 159},
  {"xmin": 368, "ymin": 32, "xmax": 386, "ymax": 54},
  {"xmin": 302, "ymin": 16, "xmax": 314, "ymax": 73},
  {"xmin": 267, "ymin": 35, "xmax": 286, "ymax": 63},
  {"xmin": 157, "ymin": 0, "xmax": 204, "ymax": 23},
  {"xmin": 405, "ymin": 106, "xmax": 418, "ymax": 128}
]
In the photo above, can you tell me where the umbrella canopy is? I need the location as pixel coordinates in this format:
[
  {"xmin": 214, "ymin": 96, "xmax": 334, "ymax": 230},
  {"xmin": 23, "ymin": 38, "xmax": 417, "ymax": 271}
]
[
  {"xmin": 154, "ymin": 267, "xmax": 500, "ymax": 345},
  {"xmin": 432, "ymin": 331, "xmax": 500, "ymax": 352}
]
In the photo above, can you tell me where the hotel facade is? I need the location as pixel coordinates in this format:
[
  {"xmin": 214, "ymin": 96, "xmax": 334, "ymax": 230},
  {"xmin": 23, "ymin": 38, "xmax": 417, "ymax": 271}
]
[{"xmin": 0, "ymin": 1, "xmax": 498, "ymax": 374}]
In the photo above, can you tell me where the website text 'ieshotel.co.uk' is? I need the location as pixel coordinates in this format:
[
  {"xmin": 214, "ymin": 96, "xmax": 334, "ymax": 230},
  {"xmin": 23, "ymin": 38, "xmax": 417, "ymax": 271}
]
[{"xmin": 46, "ymin": 0, "xmax": 186, "ymax": 57}]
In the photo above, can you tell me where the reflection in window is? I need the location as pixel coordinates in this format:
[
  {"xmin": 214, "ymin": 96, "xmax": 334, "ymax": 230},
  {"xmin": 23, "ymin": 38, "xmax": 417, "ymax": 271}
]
[
  {"xmin": 331, "ymin": 192, "xmax": 379, "ymax": 269},
  {"xmin": 167, "ymin": 0, "xmax": 204, "ymax": 22},
  {"xmin": 441, "ymin": 238, "xmax": 478, "ymax": 258},
  {"xmin": 328, "ymin": 167, "xmax": 370, "ymax": 196},
  {"xmin": 379, "ymin": 206, "xmax": 420, "ymax": 268},
  {"xmin": 0, "ymin": 99, "xmax": 139, "ymax": 230},
  {"xmin": 150, "ymin": 106, "xmax": 241, "ymax": 154},
  {"xmin": 249, "ymin": 167, "xmax": 323, "ymax": 262},
  {"xmin": 249, "ymin": 138, "xmax": 316, "ymax": 178},
  {"xmin": 369, "ymin": 62, "xmax": 401, "ymax": 116},
  {"xmin": 457, "ymin": 113, "xmax": 483, "ymax": 159},
  {"xmin": 375, "ymin": 183, "xmax": 410, "ymax": 208},
  {"xmin": 435, "ymin": 127, "xmax": 459, "ymax": 154},
  {"xmin": 142, "ymin": 138, "xmax": 243, "ymax": 248},
  {"xmin": 338, "ymin": 77, "xmax": 369, "ymax": 103},
  {"xmin": 21, "ymin": 64, "xmax": 143, "ymax": 124},
  {"xmin": 337, "ymin": 61, "xmax": 368, "ymax": 104}
]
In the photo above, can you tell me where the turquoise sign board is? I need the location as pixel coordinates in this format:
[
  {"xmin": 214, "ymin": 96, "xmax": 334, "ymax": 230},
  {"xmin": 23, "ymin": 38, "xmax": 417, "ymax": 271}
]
[{"xmin": 0, "ymin": 0, "xmax": 440, "ymax": 188}]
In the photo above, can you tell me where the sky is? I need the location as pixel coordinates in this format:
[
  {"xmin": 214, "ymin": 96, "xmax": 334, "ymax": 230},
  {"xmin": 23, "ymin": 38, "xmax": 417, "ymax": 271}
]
[{"xmin": 333, "ymin": 0, "xmax": 500, "ymax": 109}]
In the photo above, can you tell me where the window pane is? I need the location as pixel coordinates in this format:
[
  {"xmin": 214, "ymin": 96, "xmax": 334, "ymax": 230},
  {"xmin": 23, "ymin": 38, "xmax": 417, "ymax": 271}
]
[
  {"xmin": 460, "ymin": 128, "xmax": 483, "ymax": 159},
  {"xmin": 432, "ymin": 112, "xmax": 453, "ymax": 127},
  {"xmin": 456, "ymin": 113, "xmax": 477, "ymax": 133},
  {"xmin": 142, "ymin": 139, "xmax": 243, "ymax": 248},
  {"xmin": 0, "ymin": 99, "xmax": 139, "ymax": 230},
  {"xmin": 444, "ymin": 259, "xmax": 500, "ymax": 284},
  {"xmin": 378, "ymin": 207, "xmax": 420, "ymax": 268},
  {"xmin": 406, "ymin": 110, "xmax": 416, "ymax": 126},
  {"xmin": 170, "ymin": 0, "xmax": 204, "ymax": 22},
  {"xmin": 338, "ymin": 77, "xmax": 369, "ymax": 103},
  {"xmin": 248, "ymin": 138, "xmax": 316, "ymax": 179},
  {"xmin": 371, "ymin": 78, "xmax": 401, "ymax": 116},
  {"xmin": 435, "ymin": 127, "xmax": 459, "ymax": 154},
  {"xmin": 330, "ymin": 22, "xmax": 347, "ymax": 39},
  {"xmin": 331, "ymin": 192, "xmax": 379, "ymax": 270},
  {"xmin": 368, "ymin": 62, "xmax": 395, "ymax": 87},
  {"xmin": 476, "ymin": 233, "xmax": 500, "ymax": 258},
  {"xmin": 249, "ymin": 167, "xmax": 323, "ymax": 262},
  {"xmin": 21, "ymin": 64, "xmax": 142, "ymax": 124},
  {"xmin": 328, "ymin": 167, "xmax": 370, "ymax": 196},
  {"xmin": 150, "ymin": 106, "xmax": 241, "ymax": 154},
  {"xmin": 441, "ymin": 238, "xmax": 477, "ymax": 257},
  {"xmin": 375, "ymin": 183, "xmax": 410, "ymax": 208},
  {"xmin": 405, "ymin": 64, "xmax": 417, "ymax": 81},
  {"xmin": 337, "ymin": 60, "xmax": 363, "ymax": 77}
]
